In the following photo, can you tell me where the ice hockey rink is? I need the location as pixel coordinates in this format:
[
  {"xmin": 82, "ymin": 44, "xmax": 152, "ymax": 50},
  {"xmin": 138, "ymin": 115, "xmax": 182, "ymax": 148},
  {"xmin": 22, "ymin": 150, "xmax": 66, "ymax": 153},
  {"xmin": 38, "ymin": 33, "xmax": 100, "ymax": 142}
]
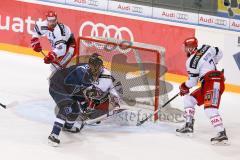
[{"xmin": 0, "ymin": 51, "xmax": 240, "ymax": 160}]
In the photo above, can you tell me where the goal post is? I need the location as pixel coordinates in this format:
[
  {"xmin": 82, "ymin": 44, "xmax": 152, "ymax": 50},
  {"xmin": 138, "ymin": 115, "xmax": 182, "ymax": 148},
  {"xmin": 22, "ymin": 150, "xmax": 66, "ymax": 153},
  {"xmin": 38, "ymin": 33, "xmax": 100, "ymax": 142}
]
[{"xmin": 75, "ymin": 36, "xmax": 173, "ymax": 121}]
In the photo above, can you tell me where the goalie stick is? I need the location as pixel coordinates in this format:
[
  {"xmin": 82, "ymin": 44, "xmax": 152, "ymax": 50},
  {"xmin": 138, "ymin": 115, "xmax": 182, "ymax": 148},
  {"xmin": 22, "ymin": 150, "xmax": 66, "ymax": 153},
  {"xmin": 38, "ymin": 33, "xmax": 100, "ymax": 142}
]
[
  {"xmin": 136, "ymin": 93, "xmax": 179, "ymax": 126},
  {"xmin": 79, "ymin": 108, "xmax": 127, "ymax": 131}
]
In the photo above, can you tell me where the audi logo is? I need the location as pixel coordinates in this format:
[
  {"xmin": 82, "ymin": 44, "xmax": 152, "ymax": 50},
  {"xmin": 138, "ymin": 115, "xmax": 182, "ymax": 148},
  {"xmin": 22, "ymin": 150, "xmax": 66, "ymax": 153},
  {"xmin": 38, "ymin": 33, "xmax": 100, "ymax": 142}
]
[
  {"xmin": 79, "ymin": 21, "xmax": 134, "ymax": 41},
  {"xmin": 176, "ymin": 13, "xmax": 188, "ymax": 20},
  {"xmin": 132, "ymin": 6, "xmax": 143, "ymax": 14},
  {"xmin": 88, "ymin": 0, "xmax": 98, "ymax": 7},
  {"xmin": 79, "ymin": 21, "xmax": 134, "ymax": 53},
  {"xmin": 214, "ymin": 19, "xmax": 227, "ymax": 26}
]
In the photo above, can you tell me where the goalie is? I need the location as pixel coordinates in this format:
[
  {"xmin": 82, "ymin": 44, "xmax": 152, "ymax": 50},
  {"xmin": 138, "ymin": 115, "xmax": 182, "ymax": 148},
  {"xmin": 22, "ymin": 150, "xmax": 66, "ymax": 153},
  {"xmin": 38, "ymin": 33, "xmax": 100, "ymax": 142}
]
[
  {"xmin": 48, "ymin": 53, "xmax": 122, "ymax": 146},
  {"xmin": 81, "ymin": 53, "xmax": 122, "ymax": 120}
]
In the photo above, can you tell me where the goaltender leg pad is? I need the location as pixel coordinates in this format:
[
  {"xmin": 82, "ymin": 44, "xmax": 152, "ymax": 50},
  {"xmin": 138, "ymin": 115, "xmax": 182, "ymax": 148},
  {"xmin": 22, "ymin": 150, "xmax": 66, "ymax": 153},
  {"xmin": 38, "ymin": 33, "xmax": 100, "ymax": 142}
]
[{"xmin": 93, "ymin": 101, "xmax": 109, "ymax": 111}]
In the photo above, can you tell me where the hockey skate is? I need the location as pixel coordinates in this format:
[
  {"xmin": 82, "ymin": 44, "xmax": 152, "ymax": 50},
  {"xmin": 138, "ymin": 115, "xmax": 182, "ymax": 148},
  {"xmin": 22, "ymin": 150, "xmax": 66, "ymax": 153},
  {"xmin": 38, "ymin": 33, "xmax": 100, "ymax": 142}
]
[
  {"xmin": 48, "ymin": 133, "xmax": 60, "ymax": 147},
  {"xmin": 176, "ymin": 119, "xmax": 194, "ymax": 137},
  {"xmin": 211, "ymin": 129, "xmax": 229, "ymax": 145}
]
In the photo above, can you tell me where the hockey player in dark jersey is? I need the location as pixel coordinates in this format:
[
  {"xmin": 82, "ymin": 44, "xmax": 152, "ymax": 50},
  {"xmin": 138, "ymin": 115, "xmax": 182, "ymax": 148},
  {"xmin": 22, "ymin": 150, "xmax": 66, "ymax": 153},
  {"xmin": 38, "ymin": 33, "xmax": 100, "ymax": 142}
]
[{"xmin": 48, "ymin": 53, "xmax": 122, "ymax": 146}]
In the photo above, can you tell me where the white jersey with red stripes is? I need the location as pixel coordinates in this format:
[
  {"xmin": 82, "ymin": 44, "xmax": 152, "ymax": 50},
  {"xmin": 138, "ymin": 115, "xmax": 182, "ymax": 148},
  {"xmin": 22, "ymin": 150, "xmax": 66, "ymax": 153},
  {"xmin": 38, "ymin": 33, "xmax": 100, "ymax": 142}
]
[
  {"xmin": 185, "ymin": 45, "xmax": 223, "ymax": 88},
  {"xmin": 32, "ymin": 20, "xmax": 75, "ymax": 68}
]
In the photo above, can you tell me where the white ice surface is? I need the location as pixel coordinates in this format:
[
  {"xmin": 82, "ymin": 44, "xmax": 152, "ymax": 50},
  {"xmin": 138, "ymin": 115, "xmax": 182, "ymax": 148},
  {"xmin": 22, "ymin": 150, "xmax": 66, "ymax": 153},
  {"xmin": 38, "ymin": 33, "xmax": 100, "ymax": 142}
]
[{"xmin": 0, "ymin": 51, "xmax": 240, "ymax": 160}]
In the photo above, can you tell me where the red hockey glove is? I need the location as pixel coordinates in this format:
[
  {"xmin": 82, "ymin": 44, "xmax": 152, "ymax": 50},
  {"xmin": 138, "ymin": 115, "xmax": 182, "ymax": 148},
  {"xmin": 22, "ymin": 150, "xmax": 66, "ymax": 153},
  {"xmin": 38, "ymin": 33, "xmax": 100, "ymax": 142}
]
[
  {"xmin": 179, "ymin": 82, "xmax": 190, "ymax": 96},
  {"xmin": 44, "ymin": 51, "xmax": 56, "ymax": 64},
  {"xmin": 30, "ymin": 37, "xmax": 42, "ymax": 52}
]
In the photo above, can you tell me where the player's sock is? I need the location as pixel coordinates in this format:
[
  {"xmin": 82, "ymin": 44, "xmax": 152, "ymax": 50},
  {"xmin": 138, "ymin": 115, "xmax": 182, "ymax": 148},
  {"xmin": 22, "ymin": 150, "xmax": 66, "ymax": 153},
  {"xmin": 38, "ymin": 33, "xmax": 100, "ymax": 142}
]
[
  {"xmin": 205, "ymin": 108, "xmax": 225, "ymax": 132},
  {"xmin": 48, "ymin": 118, "xmax": 64, "ymax": 146},
  {"xmin": 176, "ymin": 106, "xmax": 195, "ymax": 136},
  {"xmin": 184, "ymin": 107, "xmax": 195, "ymax": 123},
  {"xmin": 51, "ymin": 121, "xmax": 64, "ymax": 135}
]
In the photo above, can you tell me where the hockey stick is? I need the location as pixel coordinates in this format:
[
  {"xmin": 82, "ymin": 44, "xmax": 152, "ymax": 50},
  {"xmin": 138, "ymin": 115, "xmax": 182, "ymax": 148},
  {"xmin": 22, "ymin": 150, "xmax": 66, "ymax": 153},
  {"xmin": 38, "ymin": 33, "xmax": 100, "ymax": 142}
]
[
  {"xmin": 136, "ymin": 93, "xmax": 179, "ymax": 126},
  {"xmin": 81, "ymin": 108, "xmax": 127, "ymax": 126},
  {"xmin": 0, "ymin": 101, "xmax": 19, "ymax": 109},
  {"xmin": 0, "ymin": 103, "xmax": 6, "ymax": 109},
  {"xmin": 79, "ymin": 108, "xmax": 127, "ymax": 131}
]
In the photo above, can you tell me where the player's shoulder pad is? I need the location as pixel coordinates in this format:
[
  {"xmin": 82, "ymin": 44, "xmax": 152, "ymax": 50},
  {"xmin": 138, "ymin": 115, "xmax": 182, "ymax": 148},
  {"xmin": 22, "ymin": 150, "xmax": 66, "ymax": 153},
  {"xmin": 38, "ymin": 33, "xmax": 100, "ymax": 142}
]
[
  {"xmin": 34, "ymin": 20, "xmax": 48, "ymax": 35},
  {"xmin": 36, "ymin": 20, "xmax": 48, "ymax": 30},
  {"xmin": 77, "ymin": 64, "xmax": 89, "ymax": 71},
  {"xmin": 99, "ymin": 68, "xmax": 115, "ymax": 81},
  {"xmin": 56, "ymin": 23, "xmax": 71, "ymax": 36}
]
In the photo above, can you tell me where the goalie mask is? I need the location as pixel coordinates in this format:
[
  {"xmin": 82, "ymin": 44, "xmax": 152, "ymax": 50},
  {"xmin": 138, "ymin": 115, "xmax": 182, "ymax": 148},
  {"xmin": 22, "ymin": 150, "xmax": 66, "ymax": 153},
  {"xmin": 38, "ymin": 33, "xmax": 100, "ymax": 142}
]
[{"xmin": 88, "ymin": 53, "xmax": 103, "ymax": 80}]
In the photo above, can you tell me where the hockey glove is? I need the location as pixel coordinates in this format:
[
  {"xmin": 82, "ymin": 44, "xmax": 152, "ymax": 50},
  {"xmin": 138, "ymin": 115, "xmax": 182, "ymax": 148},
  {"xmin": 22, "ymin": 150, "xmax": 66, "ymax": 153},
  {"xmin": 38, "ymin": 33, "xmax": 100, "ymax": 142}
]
[
  {"xmin": 110, "ymin": 95, "xmax": 120, "ymax": 109},
  {"xmin": 31, "ymin": 37, "xmax": 42, "ymax": 52},
  {"xmin": 91, "ymin": 92, "xmax": 110, "ymax": 106},
  {"xmin": 179, "ymin": 82, "xmax": 190, "ymax": 96},
  {"xmin": 44, "ymin": 51, "xmax": 57, "ymax": 64}
]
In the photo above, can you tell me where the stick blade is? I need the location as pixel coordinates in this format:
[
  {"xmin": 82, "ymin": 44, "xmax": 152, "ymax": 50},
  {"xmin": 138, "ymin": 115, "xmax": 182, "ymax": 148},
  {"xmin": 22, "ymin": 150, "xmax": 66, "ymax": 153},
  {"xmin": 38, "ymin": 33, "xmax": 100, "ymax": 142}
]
[{"xmin": 136, "ymin": 119, "xmax": 146, "ymax": 126}]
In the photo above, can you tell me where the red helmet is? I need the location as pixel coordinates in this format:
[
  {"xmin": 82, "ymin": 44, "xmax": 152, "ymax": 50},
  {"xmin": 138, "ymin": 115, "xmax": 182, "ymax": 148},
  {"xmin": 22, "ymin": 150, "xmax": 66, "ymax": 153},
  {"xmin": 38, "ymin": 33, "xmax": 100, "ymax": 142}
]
[
  {"xmin": 46, "ymin": 11, "xmax": 57, "ymax": 21},
  {"xmin": 45, "ymin": 11, "xmax": 57, "ymax": 30},
  {"xmin": 183, "ymin": 37, "xmax": 198, "ymax": 48}
]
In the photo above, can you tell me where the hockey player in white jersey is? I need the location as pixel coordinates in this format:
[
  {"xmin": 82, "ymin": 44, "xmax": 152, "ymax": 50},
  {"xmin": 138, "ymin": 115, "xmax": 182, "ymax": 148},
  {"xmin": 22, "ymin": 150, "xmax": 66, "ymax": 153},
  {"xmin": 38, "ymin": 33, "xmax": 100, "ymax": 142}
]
[
  {"xmin": 30, "ymin": 11, "xmax": 76, "ymax": 69},
  {"xmin": 176, "ymin": 37, "xmax": 228, "ymax": 144}
]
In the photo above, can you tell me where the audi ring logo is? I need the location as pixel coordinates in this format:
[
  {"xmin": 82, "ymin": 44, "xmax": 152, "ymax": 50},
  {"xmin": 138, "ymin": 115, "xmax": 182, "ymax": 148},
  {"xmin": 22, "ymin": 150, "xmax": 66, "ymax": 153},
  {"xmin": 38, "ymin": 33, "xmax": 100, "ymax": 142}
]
[
  {"xmin": 214, "ymin": 19, "xmax": 227, "ymax": 26},
  {"xmin": 79, "ymin": 21, "xmax": 134, "ymax": 53},
  {"xmin": 88, "ymin": 0, "xmax": 98, "ymax": 7},
  {"xmin": 176, "ymin": 13, "xmax": 189, "ymax": 20},
  {"xmin": 132, "ymin": 6, "xmax": 143, "ymax": 14},
  {"xmin": 79, "ymin": 21, "xmax": 134, "ymax": 41}
]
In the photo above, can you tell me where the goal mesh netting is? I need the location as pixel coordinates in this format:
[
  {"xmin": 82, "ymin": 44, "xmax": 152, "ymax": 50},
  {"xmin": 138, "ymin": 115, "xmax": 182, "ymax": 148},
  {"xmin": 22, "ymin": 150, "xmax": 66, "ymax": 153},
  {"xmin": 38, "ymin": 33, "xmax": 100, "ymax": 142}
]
[{"xmin": 75, "ymin": 36, "xmax": 179, "ymax": 121}]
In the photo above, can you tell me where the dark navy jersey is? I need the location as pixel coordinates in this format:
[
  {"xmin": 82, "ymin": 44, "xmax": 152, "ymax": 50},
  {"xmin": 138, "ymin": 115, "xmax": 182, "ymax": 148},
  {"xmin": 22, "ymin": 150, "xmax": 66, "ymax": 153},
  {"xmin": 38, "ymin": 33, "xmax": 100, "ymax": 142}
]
[{"xmin": 64, "ymin": 64, "xmax": 93, "ymax": 88}]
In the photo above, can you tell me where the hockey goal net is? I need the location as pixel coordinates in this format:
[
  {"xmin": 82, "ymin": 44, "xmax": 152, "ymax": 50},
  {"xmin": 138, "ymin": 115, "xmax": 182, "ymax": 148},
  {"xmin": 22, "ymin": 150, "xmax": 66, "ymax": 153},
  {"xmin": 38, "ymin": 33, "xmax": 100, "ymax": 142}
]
[{"xmin": 75, "ymin": 36, "xmax": 176, "ymax": 121}]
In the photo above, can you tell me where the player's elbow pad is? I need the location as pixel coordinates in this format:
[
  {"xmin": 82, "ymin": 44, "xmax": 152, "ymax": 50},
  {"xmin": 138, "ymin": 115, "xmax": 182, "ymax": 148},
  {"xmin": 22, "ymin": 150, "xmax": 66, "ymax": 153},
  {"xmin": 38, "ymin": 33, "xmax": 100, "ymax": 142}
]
[{"xmin": 185, "ymin": 79, "xmax": 198, "ymax": 88}]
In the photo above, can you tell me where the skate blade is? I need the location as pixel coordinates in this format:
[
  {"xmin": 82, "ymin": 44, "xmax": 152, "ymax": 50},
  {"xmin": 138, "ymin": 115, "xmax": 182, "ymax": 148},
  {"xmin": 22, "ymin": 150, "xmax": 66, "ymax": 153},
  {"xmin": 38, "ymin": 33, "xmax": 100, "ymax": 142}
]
[
  {"xmin": 48, "ymin": 140, "xmax": 60, "ymax": 147},
  {"xmin": 62, "ymin": 128, "xmax": 80, "ymax": 133},
  {"xmin": 211, "ymin": 140, "xmax": 230, "ymax": 146},
  {"xmin": 176, "ymin": 132, "xmax": 193, "ymax": 137}
]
